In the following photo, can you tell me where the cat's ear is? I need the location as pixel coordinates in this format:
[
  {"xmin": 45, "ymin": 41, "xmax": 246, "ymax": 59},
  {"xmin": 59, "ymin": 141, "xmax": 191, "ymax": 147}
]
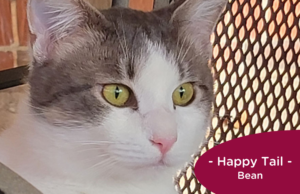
[
  {"xmin": 27, "ymin": 0, "xmax": 105, "ymax": 62},
  {"xmin": 170, "ymin": 0, "xmax": 227, "ymax": 60}
]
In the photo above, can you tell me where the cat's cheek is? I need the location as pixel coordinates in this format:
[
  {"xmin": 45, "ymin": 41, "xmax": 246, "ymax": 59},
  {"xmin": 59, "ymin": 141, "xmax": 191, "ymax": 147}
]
[
  {"xmin": 98, "ymin": 108, "xmax": 162, "ymax": 166},
  {"xmin": 169, "ymin": 107, "xmax": 208, "ymax": 164}
]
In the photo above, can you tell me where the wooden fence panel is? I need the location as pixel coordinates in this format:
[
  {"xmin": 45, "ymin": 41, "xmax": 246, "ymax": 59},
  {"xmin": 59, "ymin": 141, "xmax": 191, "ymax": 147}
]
[
  {"xmin": 129, "ymin": 0, "xmax": 154, "ymax": 11},
  {"xmin": 86, "ymin": 0, "xmax": 112, "ymax": 9}
]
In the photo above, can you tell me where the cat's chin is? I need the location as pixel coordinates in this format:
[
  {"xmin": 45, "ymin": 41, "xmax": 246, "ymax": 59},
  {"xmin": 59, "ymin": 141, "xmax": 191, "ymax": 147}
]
[
  {"xmin": 112, "ymin": 155, "xmax": 180, "ymax": 173},
  {"xmin": 118, "ymin": 150, "xmax": 192, "ymax": 172},
  {"xmin": 129, "ymin": 156, "xmax": 184, "ymax": 174},
  {"xmin": 143, "ymin": 159, "xmax": 169, "ymax": 169},
  {"xmin": 112, "ymin": 161, "xmax": 180, "ymax": 181}
]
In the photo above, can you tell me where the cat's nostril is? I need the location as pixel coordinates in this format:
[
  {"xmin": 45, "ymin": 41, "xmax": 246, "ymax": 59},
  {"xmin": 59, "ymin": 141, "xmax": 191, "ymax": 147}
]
[
  {"xmin": 151, "ymin": 141, "xmax": 163, "ymax": 150},
  {"xmin": 150, "ymin": 137, "xmax": 177, "ymax": 155}
]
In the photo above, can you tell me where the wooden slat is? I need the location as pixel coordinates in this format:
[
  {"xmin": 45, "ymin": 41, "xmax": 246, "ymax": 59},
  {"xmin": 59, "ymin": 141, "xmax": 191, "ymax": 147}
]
[
  {"xmin": 113, "ymin": 0, "xmax": 129, "ymax": 7},
  {"xmin": 86, "ymin": 0, "xmax": 112, "ymax": 9},
  {"xmin": 17, "ymin": 0, "xmax": 29, "ymax": 46},
  {"xmin": 0, "ymin": 162, "xmax": 42, "ymax": 194},
  {"xmin": 0, "ymin": 66, "xmax": 28, "ymax": 90},
  {"xmin": 0, "ymin": 0, "xmax": 13, "ymax": 46},
  {"xmin": 17, "ymin": 50, "xmax": 29, "ymax": 67},
  {"xmin": 0, "ymin": 52, "xmax": 13, "ymax": 71},
  {"xmin": 129, "ymin": 0, "xmax": 154, "ymax": 11}
]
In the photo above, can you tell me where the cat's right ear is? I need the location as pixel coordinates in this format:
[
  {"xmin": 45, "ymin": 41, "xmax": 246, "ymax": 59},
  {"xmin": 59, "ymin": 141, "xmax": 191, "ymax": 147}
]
[
  {"xmin": 27, "ymin": 0, "xmax": 107, "ymax": 63},
  {"xmin": 168, "ymin": 0, "xmax": 228, "ymax": 60}
]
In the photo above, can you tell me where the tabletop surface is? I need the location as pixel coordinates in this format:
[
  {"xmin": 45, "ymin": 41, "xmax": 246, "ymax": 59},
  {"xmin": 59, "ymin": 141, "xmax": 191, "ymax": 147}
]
[{"xmin": 0, "ymin": 162, "xmax": 42, "ymax": 194}]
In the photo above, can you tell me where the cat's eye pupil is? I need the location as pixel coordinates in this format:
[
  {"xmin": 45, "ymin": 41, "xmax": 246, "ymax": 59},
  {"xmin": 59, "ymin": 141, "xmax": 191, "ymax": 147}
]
[
  {"xmin": 172, "ymin": 83, "xmax": 194, "ymax": 106},
  {"xmin": 103, "ymin": 84, "xmax": 130, "ymax": 107},
  {"xmin": 179, "ymin": 87, "xmax": 185, "ymax": 98},
  {"xmin": 115, "ymin": 86, "xmax": 121, "ymax": 99}
]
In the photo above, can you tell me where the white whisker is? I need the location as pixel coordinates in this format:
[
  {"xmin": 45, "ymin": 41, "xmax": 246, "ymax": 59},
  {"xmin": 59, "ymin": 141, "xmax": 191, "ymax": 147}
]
[
  {"xmin": 77, "ymin": 141, "xmax": 117, "ymax": 145},
  {"xmin": 87, "ymin": 157, "xmax": 113, "ymax": 171},
  {"xmin": 120, "ymin": 12, "xmax": 129, "ymax": 59},
  {"xmin": 102, "ymin": 161, "xmax": 118, "ymax": 175},
  {"xmin": 76, "ymin": 154, "xmax": 110, "ymax": 163},
  {"xmin": 113, "ymin": 23, "xmax": 127, "ymax": 60},
  {"xmin": 77, "ymin": 147, "xmax": 105, "ymax": 153},
  {"xmin": 177, "ymin": 36, "xmax": 188, "ymax": 61},
  {"xmin": 181, "ymin": 42, "xmax": 193, "ymax": 64}
]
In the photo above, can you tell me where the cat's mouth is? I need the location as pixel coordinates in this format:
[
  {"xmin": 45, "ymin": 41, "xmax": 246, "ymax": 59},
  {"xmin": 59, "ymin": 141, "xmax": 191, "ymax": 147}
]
[
  {"xmin": 135, "ymin": 157, "xmax": 169, "ymax": 169},
  {"xmin": 150, "ymin": 157, "xmax": 170, "ymax": 168},
  {"xmin": 145, "ymin": 161, "xmax": 168, "ymax": 169},
  {"xmin": 157, "ymin": 159, "xmax": 167, "ymax": 166}
]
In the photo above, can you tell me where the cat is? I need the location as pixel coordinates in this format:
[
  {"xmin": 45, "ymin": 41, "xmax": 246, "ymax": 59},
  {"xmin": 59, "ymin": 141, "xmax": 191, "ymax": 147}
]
[{"xmin": 0, "ymin": 0, "xmax": 227, "ymax": 193}]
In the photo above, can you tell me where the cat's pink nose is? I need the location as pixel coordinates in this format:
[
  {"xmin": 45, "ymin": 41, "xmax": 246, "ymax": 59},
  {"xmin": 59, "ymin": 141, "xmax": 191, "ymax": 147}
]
[{"xmin": 150, "ymin": 137, "xmax": 177, "ymax": 155}]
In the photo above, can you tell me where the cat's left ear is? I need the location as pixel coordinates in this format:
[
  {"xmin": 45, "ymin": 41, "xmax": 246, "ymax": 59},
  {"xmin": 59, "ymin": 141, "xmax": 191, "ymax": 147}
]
[
  {"xmin": 27, "ymin": 0, "xmax": 107, "ymax": 62},
  {"xmin": 167, "ymin": 0, "xmax": 228, "ymax": 60}
]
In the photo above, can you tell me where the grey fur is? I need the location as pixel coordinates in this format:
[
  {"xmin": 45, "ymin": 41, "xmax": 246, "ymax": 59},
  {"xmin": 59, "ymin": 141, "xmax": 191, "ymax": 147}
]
[{"xmin": 29, "ymin": 0, "xmax": 225, "ymax": 127}]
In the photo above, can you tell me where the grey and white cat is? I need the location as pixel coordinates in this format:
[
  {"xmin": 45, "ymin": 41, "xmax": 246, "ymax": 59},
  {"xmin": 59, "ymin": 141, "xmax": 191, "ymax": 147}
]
[{"xmin": 0, "ymin": 0, "xmax": 226, "ymax": 193}]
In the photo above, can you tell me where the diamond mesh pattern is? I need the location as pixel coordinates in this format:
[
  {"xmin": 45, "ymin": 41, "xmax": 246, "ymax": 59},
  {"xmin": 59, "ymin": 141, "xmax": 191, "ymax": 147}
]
[{"xmin": 175, "ymin": 0, "xmax": 300, "ymax": 193}]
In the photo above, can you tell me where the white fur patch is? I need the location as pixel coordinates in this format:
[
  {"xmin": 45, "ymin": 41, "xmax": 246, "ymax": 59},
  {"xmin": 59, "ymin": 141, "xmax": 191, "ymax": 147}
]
[{"xmin": 134, "ymin": 42, "xmax": 180, "ymax": 113}]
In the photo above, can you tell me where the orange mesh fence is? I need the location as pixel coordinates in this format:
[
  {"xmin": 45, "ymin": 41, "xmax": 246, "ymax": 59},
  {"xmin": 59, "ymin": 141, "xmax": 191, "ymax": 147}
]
[{"xmin": 175, "ymin": 0, "xmax": 300, "ymax": 193}]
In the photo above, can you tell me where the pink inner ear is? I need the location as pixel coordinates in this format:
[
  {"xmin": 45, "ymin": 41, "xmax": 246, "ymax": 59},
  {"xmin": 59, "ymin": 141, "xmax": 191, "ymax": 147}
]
[
  {"xmin": 29, "ymin": 1, "xmax": 50, "ymax": 34},
  {"xmin": 27, "ymin": 0, "xmax": 85, "ymax": 61},
  {"xmin": 27, "ymin": 0, "xmax": 51, "ymax": 59},
  {"xmin": 171, "ymin": 0, "xmax": 227, "ymax": 59}
]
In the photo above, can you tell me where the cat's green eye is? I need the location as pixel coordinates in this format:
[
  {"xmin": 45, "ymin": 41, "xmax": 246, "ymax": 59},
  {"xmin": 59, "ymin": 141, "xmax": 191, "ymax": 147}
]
[
  {"xmin": 102, "ymin": 84, "xmax": 130, "ymax": 107},
  {"xmin": 172, "ymin": 83, "xmax": 194, "ymax": 106}
]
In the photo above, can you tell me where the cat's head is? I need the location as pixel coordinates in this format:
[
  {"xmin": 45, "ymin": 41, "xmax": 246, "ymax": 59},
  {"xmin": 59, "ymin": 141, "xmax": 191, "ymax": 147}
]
[{"xmin": 27, "ymin": 0, "xmax": 226, "ymax": 178}]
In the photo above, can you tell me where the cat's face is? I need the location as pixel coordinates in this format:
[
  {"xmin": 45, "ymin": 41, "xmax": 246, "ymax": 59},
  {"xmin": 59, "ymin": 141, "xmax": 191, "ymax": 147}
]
[{"xmin": 27, "ymin": 0, "xmax": 225, "ymax": 177}]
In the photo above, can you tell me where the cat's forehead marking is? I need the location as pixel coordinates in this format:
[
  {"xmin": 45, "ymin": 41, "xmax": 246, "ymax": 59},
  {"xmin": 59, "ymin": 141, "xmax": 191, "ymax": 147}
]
[
  {"xmin": 135, "ymin": 40, "xmax": 179, "ymax": 82},
  {"xmin": 100, "ymin": 8, "xmax": 183, "ymax": 81},
  {"xmin": 132, "ymin": 40, "xmax": 180, "ymax": 111}
]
